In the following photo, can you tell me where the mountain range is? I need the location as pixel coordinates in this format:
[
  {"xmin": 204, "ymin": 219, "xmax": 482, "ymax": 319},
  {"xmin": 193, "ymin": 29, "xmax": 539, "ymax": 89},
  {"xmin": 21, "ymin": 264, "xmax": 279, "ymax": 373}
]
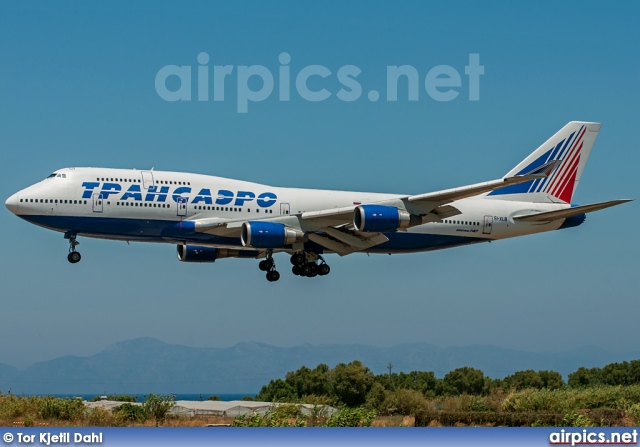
[{"xmin": 1, "ymin": 337, "xmax": 637, "ymax": 395}]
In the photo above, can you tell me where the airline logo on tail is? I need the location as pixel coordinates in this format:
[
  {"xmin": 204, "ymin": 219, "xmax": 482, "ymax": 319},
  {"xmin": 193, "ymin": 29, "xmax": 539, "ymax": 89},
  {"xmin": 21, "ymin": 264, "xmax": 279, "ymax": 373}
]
[{"xmin": 489, "ymin": 124, "xmax": 587, "ymax": 202}]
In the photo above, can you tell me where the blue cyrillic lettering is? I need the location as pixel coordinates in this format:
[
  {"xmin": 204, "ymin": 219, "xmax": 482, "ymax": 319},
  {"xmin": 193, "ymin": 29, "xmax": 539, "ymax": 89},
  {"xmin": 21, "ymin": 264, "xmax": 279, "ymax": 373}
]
[
  {"xmin": 172, "ymin": 186, "xmax": 192, "ymax": 202},
  {"xmin": 257, "ymin": 192, "xmax": 277, "ymax": 207},
  {"xmin": 81, "ymin": 182, "xmax": 100, "ymax": 199},
  {"xmin": 99, "ymin": 183, "xmax": 122, "ymax": 199},
  {"xmin": 121, "ymin": 185, "xmax": 143, "ymax": 201},
  {"xmin": 145, "ymin": 185, "xmax": 169, "ymax": 202},
  {"xmin": 192, "ymin": 188, "xmax": 213, "ymax": 204},
  {"xmin": 234, "ymin": 191, "xmax": 255, "ymax": 206},
  {"xmin": 215, "ymin": 189, "xmax": 234, "ymax": 205}
]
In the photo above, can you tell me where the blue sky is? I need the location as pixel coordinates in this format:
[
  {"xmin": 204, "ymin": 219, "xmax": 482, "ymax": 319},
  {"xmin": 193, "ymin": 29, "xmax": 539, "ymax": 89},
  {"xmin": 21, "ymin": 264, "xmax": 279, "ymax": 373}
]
[{"xmin": 0, "ymin": 1, "xmax": 638, "ymax": 369}]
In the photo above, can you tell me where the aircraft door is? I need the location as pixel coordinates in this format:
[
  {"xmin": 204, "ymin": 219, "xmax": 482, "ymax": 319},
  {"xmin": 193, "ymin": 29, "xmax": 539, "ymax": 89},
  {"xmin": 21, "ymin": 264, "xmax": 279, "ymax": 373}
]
[
  {"xmin": 280, "ymin": 202, "xmax": 290, "ymax": 215},
  {"xmin": 177, "ymin": 197, "xmax": 187, "ymax": 217},
  {"xmin": 483, "ymin": 215, "xmax": 493, "ymax": 234},
  {"xmin": 92, "ymin": 194, "xmax": 103, "ymax": 213},
  {"xmin": 141, "ymin": 171, "xmax": 154, "ymax": 190}
]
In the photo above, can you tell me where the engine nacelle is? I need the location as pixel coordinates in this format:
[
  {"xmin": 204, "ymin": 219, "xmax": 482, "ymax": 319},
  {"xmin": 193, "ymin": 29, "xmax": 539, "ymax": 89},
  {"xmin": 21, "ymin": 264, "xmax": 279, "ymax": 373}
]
[
  {"xmin": 354, "ymin": 205, "xmax": 414, "ymax": 232},
  {"xmin": 177, "ymin": 245, "xmax": 259, "ymax": 262},
  {"xmin": 241, "ymin": 221, "xmax": 304, "ymax": 248}
]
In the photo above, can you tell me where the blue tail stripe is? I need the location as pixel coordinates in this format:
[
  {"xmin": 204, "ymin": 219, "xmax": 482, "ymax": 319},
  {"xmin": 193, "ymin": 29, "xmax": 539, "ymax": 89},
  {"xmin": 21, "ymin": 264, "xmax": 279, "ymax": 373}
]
[{"xmin": 489, "ymin": 148, "xmax": 553, "ymax": 196}]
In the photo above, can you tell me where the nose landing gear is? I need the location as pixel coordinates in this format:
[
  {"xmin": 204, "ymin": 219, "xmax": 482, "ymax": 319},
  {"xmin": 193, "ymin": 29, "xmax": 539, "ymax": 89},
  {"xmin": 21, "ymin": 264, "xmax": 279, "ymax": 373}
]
[
  {"xmin": 259, "ymin": 250, "xmax": 280, "ymax": 282},
  {"xmin": 65, "ymin": 232, "xmax": 81, "ymax": 264}
]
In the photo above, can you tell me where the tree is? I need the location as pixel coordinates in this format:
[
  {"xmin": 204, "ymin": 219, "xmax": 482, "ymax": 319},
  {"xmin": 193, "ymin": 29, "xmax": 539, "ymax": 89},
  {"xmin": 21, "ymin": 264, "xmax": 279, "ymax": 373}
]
[
  {"xmin": 504, "ymin": 370, "xmax": 544, "ymax": 390},
  {"xmin": 255, "ymin": 379, "xmax": 298, "ymax": 402},
  {"xmin": 143, "ymin": 394, "xmax": 174, "ymax": 426},
  {"xmin": 330, "ymin": 361, "xmax": 374, "ymax": 407},
  {"xmin": 538, "ymin": 370, "xmax": 565, "ymax": 390},
  {"xmin": 504, "ymin": 370, "xmax": 565, "ymax": 391},
  {"xmin": 568, "ymin": 367, "xmax": 603, "ymax": 388},
  {"xmin": 442, "ymin": 367, "xmax": 485, "ymax": 395},
  {"xmin": 285, "ymin": 364, "xmax": 330, "ymax": 398}
]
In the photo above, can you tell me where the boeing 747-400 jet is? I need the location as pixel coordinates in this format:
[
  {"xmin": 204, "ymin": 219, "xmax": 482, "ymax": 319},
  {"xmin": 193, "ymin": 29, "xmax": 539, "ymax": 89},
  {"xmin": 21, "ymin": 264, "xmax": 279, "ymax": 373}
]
[{"xmin": 5, "ymin": 121, "xmax": 631, "ymax": 281}]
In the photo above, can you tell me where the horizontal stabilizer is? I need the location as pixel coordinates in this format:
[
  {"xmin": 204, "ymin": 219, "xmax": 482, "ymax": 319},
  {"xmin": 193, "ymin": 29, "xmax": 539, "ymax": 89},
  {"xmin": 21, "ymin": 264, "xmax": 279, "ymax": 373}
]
[{"xmin": 513, "ymin": 199, "xmax": 632, "ymax": 222}]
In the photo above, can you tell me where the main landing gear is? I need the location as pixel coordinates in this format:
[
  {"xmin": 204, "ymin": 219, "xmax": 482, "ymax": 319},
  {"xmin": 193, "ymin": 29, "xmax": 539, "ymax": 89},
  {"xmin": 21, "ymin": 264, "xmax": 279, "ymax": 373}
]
[
  {"xmin": 290, "ymin": 251, "xmax": 330, "ymax": 278},
  {"xmin": 65, "ymin": 232, "xmax": 82, "ymax": 264},
  {"xmin": 257, "ymin": 251, "xmax": 331, "ymax": 282},
  {"xmin": 259, "ymin": 250, "xmax": 280, "ymax": 282}
]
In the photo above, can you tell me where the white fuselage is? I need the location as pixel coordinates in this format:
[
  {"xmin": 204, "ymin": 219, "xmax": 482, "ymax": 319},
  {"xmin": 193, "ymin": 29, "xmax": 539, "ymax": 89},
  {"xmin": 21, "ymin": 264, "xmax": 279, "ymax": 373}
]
[{"xmin": 5, "ymin": 167, "xmax": 575, "ymax": 255}]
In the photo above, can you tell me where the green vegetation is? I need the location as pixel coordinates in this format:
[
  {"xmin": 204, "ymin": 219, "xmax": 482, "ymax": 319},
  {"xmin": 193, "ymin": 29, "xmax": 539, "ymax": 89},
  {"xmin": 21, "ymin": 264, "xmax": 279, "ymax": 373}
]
[
  {"xmin": 1, "ymin": 360, "xmax": 639, "ymax": 427},
  {"xmin": 253, "ymin": 359, "xmax": 640, "ymax": 426},
  {"xmin": 231, "ymin": 404, "xmax": 374, "ymax": 427},
  {"xmin": 0, "ymin": 392, "xmax": 174, "ymax": 427}
]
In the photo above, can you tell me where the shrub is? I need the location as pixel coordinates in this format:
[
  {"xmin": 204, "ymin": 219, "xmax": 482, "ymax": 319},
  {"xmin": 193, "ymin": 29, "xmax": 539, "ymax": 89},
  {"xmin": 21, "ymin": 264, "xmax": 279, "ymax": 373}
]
[
  {"xmin": 86, "ymin": 408, "xmax": 114, "ymax": 426},
  {"xmin": 324, "ymin": 407, "xmax": 376, "ymax": 427},
  {"xmin": 143, "ymin": 394, "xmax": 175, "ymax": 425},
  {"xmin": 113, "ymin": 403, "xmax": 147, "ymax": 425}
]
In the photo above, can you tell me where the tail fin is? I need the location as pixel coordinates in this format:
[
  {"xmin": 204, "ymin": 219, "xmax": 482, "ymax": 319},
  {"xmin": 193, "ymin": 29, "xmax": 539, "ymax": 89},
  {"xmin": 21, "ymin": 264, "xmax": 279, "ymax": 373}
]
[{"xmin": 488, "ymin": 121, "xmax": 601, "ymax": 203}]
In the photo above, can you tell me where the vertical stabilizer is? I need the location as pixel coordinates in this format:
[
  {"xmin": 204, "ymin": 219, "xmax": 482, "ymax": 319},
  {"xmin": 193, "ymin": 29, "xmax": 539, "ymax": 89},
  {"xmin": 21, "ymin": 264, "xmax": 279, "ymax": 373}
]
[{"xmin": 488, "ymin": 121, "xmax": 601, "ymax": 203}]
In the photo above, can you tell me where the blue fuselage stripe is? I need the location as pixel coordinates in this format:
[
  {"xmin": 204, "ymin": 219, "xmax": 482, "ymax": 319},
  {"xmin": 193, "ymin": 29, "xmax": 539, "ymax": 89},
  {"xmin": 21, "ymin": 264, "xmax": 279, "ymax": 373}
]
[{"xmin": 18, "ymin": 214, "xmax": 487, "ymax": 253}]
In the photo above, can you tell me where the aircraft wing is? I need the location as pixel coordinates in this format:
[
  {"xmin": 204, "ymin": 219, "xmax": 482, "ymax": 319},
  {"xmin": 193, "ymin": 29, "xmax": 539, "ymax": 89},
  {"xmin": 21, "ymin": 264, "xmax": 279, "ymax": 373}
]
[
  {"xmin": 408, "ymin": 161, "xmax": 559, "ymax": 205},
  {"xmin": 513, "ymin": 199, "xmax": 632, "ymax": 222},
  {"xmin": 191, "ymin": 170, "xmax": 554, "ymax": 254}
]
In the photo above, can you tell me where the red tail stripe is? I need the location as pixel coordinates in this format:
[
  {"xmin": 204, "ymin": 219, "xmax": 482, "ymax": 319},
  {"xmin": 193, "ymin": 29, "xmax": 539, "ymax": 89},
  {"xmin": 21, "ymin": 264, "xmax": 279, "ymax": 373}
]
[
  {"xmin": 558, "ymin": 166, "xmax": 578, "ymax": 203},
  {"xmin": 548, "ymin": 126, "xmax": 585, "ymax": 194},
  {"xmin": 554, "ymin": 146, "xmax": 582, "ymax": 202},
  {"xmin": 550, "ymin": 139, "xmax": 583, "ymax": 197},
  {"xmin": 548, "ymin": 126, "xmax": 586, "ymax": 195}
]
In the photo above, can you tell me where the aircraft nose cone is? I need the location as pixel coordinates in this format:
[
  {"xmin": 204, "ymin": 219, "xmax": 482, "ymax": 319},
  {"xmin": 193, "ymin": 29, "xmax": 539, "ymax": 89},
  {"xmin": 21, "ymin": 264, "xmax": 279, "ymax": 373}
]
[{"xmin": 5, "ymin": 193, "xmax": 18, "ymax": 214}]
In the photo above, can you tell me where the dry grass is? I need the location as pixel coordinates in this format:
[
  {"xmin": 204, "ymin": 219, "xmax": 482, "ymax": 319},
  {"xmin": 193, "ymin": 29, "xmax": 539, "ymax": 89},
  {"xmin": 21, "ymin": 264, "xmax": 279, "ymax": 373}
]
[{"xmin": 369, "ymin": 416, "xmax": 415, "ymax": 427}]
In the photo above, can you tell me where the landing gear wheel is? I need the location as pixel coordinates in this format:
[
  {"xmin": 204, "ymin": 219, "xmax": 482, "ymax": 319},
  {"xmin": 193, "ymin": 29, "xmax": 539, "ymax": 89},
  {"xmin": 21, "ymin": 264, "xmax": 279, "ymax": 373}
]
[
  {"xmin": 259, "ymin": 259, "xmax": 273, "ymax": 271},
  {"xmin": 291, "ymin": 253, "xmax": 305, "ymax": 266},
  {"xmin": 318, "ymin": 263, "xmax": 330, "ymax": 276},
  {"xmin": 266, "ymin": 270, "xmax": 280, "ymax": 282},
  {"xmin": 292, "ymin": 265, "xmax": 301, "ymax": 276},
  {"xmin": 301, "ymin": 263, "xmax": 313, "ymax": 276},
  {"xmin": 65, "ymin": 233, "xmax": 81, "ymax": 264}
]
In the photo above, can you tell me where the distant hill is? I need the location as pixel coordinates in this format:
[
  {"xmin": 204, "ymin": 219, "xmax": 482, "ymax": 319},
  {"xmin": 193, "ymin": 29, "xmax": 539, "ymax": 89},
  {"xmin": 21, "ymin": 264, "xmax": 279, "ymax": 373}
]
[
  {"xmin": 0, "ymin": 363, "xmax": 17, "ymax": 384},
  {"xmin": 0, "ymin": 337, "xmax": 637, "ymax": 395}
]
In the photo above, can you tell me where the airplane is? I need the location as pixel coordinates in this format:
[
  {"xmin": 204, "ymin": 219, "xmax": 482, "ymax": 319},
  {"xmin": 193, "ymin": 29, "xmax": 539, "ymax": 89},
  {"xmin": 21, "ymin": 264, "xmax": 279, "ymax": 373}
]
[{"xmin": 5, "ymin": 121, "xmax": 631, "ymax": 282}]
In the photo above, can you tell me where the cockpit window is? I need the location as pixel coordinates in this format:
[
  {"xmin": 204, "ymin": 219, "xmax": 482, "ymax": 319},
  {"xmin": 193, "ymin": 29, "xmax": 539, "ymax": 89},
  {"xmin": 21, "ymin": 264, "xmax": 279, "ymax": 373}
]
[{"xmin": 46, "ymin": 173, "xmax": 56, "ymax": 178}]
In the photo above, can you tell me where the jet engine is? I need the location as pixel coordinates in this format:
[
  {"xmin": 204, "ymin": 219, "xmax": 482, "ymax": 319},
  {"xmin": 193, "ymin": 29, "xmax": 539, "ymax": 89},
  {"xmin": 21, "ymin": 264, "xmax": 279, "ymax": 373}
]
[
  {"xmin": 353, "ymin": 205, "xmax": 417, "ymax": 232},
  {"xmin": 241, "ymin": 221, "xmax": 304, "ymax": 248},
  {"xmin": 177, "ymin": 245, "xmax": 259, "ymax": 262}
]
